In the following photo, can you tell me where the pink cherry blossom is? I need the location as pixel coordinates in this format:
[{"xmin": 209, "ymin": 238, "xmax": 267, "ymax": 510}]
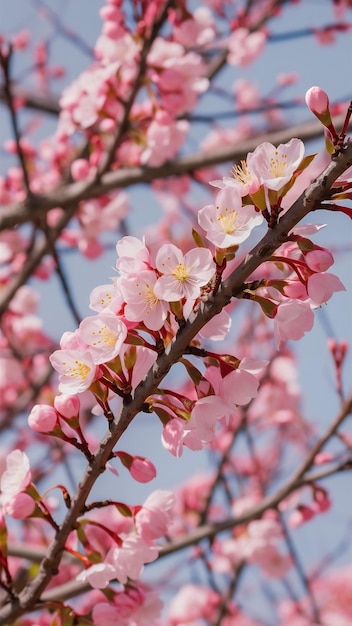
[
  {"xmin": 129, "ymin": 456, "xmax": 157, "ymax": 483},
  {"xmin": 234, "ymin": 78, "xmax": 260, "ymax": 111},
  {"xmin": 91, "ymin": 602, "xmax": 125, "ymax": 626},
  {"xmin": 135, "ymin": 489, "xmax": 175, "ymax": 543},
  {"xmin": 247, "ymin": 541, "xmax": 292, "ymax": 578},
  {"xmin": 1, "ymin": 449, "xmax": 31, "ymax": 495},
  {"xmin": 76, "ymin": 562, "xmax": 116, "ymax": 589},
  {"xmin": 8, "ymin": 284, "xmax": 39, "ymax": 314},
  {"xmin": 119, "ymin": 269, "xmax": 169, "ymax": 330},
  {"xmin": 89, "ymin": 282, "xmax": 123, "ymax": 314},
  {"xmin": 199, "ymin": 309, "xmax": 232, "ymax": 341},
  {"xmin": 307, "ymin": 272, "xmax": 345, "ymax": 306},
  {"xmin": 173, "ymin": 7, "xmax": 215, "ymax": 47},
  {"xmin": 161, "ymin": 417, "xmax": 188, "ymax": 457},
  {"xmin": 141, "ymin": 115, "xmax": 189, "ymax": 167},
  {"xmin": 148, "ymin": 38, "xmax": 209, "ymax": 116},
  {"xmin": 153, "ymin": 244, "xmax": 215, "ymax": 302},
  {"xmin": 116, "ymin": 236, "xmax": 150, "ymax": 276},
  {"xmin": 2, "ymin": 492, "xmax": 35, "ymax": 519},
  {"xmin": 184, "ymin": 396, "xmax": 227, "ymax": 445},
  {"xmin": 166, "ymin": 583, "xmax": 220, "ymax": 624},
  {"xmin": 79, "ymin": 314, "xmax": 127, "ymax": 365},
  {"xmin": 247, "ymin": 138, "xmax": 305, "ymax": 192},
  {"xmin": 49, "ymin": 349, "xmax": 99, "ymax": 394},
  {"xmin": 1, "ymin": 450, "xmax": 35, "ymax": 519},
  {"xmin": 92, "ymin": 585, "xmax": 163, "ymax": 626},
  {"xmin": 198, "ymin": 186, "xmax": 263, "ymax": 248},
  {"xmin": 227, "ymin": 28, "xmax": 266, "ymax": 67},
  {"xmin": 78, "ymin": 193, "xmax": 129, "ymax": 240},
  {"xmin": 108, "ymin": 534, "xmax": 159, "ymax": 584},
  {"xmin": 273, "ymin": 299, "xmax": 314, "ymax": 347},
  {"xmin": 304, "ymin": 247, "xmax": 334, "ymax": 272},
  {"xmin": 219, "ymin": 368, "xmax": 260, "ymax": 411}
]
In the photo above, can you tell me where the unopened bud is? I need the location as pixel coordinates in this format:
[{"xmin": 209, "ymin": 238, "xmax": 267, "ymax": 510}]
[
  {"xmin": 305, "ymin": 86, "xmax": 330, "ymax": 117},
  {"xmin": 305, "ymin": 86, "xmax": 337, "ymax": 141},
  {"xmin": 54, "ymin": 394, "xmax": 80, "ymax": 419},
  {"xmin": 28, "ymin": 404, "xmax": 58, "ymax": 433}
]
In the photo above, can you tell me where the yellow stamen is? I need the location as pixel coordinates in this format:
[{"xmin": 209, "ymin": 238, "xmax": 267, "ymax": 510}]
[
  {"xmin": 233, "ymin": 160, "xmax": 253, "ymax": 186},
  {"xmin": 172, "ymin": 263, "xmax": 189, "ymax": 282},
  {"xmin": 269, "ymin": 150, "xmax": 287, "ymax": 178},
  {"xmin": 91, "ymin": 324, "xmax": 116, "ymax": 347},
  {"xmin": 66, "ymin": 360, "xmax": 91, "ymax": 380},
  {"xmin": 144, "ymin": 284, "xmax": 158, "ymax": 308},
  {"xmin": 216, "ymin": 205, "xmax": 238, "ymax": 234}
]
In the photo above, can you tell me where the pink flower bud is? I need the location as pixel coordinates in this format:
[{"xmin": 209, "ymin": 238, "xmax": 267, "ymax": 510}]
[
  {"xmin": 11, "ymin": 30, "xmax": 30, "ymax": 50},
  {"xmin": 314, "ymin": 451, "xmax": 334, "ymax": 465},
  {"xmin": 3, "ymin": 492, "xmax": 35, "ymax": 519},
  {"xmin": 28, "ymin": 404, "xmax": 58, "ymax": 433},
  {"xmin": 305, "ymin": 86, "xmax": 330, "ymax": 116},
  {"xmin": 54, "ymin": 394, "xmax": 80, "ymax": 419},
  {"xmin": 71, "ymin": 158, "xmax": 90, "ymax": 181},
  {"xmin": 130, "ymin": 457, "xmax": 157, "ymax": 483},
  {"xmin": 288, "ymin": 505, "xmax": 315, "ymax": 527},
  {"xmin": 313, "ymin": 488, "xmax": 331, "ymax": 513},
  {"xmin": 305, "ymin": 86, "xmax": 336, "ymax": 136}
]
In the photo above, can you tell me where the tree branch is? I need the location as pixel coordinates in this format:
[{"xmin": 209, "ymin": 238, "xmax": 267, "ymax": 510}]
[
  {"xmin": 1, "ymin": 114, "xmax": 348, "ymax": 234},
  {"xmin": 1, "ymin": 142, "xmax": 351, "ymax": 624}
]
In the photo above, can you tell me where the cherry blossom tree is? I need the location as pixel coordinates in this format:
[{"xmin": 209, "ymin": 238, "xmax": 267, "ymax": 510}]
[{"xmin": 0, "ymin": 1, "xmax": 352, "ymax": 624}]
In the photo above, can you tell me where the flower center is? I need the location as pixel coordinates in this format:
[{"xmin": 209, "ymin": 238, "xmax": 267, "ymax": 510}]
[
  {"xmin": 233, "ymin": 160, "xmax": 253, "ymax": 186},
  {"xmin": 144, "ymin": 284, "xmax": 158, "ymax": 308},
  {"xmin": 269, "ymin": 151, "xmax": 287, "ymax": 178},
  {"xmin": 67, "ymin": 360, "xmax": 91, "ymax": 380},
  {"xmin": 172, "ymin": 263, "xmax": 189, "ymax": 282},
  {"xmin": 217, "ymin": 206, "xmax": 238, "ymax": 234},
  {"xmin": 100, "ymin": 293, "xmax": 113, "ymax": 307},
  {"xmin": 91, "ymin": 324, "xmax": 117, "ymax": 347}
]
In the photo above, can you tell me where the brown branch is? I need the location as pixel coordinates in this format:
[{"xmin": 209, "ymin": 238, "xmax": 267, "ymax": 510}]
[
  {"xmin": 43, "ymin": 226, "xmax": 82, "ymax": 326},
  {"xmin": 0, "ymin": 202, "xmax": 78, "ymax": 318},
  {"xmin": 1, "ymin": 114, "xmax": 348, "ymax": 235},
  {"xmin": 0, "ymin": 47, "xmax": 32, "ymax": 196},
  {"xmin": 0, "ymin": 84, "xmax": 60, "ymax": 115},
  {"xmin": 159, "ymin": 393, "xmax": 352, "ymax": 560},
  {"xmin": 0, "ymin": 142, "xmax": 351, "ymax": 624},
  {"xmin": 24, "ymin": 455, "xmax": 352, "ymax": 605}
]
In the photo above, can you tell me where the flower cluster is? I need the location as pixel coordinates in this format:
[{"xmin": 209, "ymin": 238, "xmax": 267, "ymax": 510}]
[
  {"xmin": 1, "ymin": 36, "xmax": 350, "ymax": 622},
  {"xmin": 45, "ymin": 136, "xmax": 347, "ymax": 463},
  {"xmin": 0, "ymin": 450, "xmax": 35, "ymax": 519},
  {"xmin": 49, "ymin": 238, "xmax": 216, "ymax": 396},
  {"xmin": 76, "ymin": 490, "xmax": 175, "ymax": 589}
]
